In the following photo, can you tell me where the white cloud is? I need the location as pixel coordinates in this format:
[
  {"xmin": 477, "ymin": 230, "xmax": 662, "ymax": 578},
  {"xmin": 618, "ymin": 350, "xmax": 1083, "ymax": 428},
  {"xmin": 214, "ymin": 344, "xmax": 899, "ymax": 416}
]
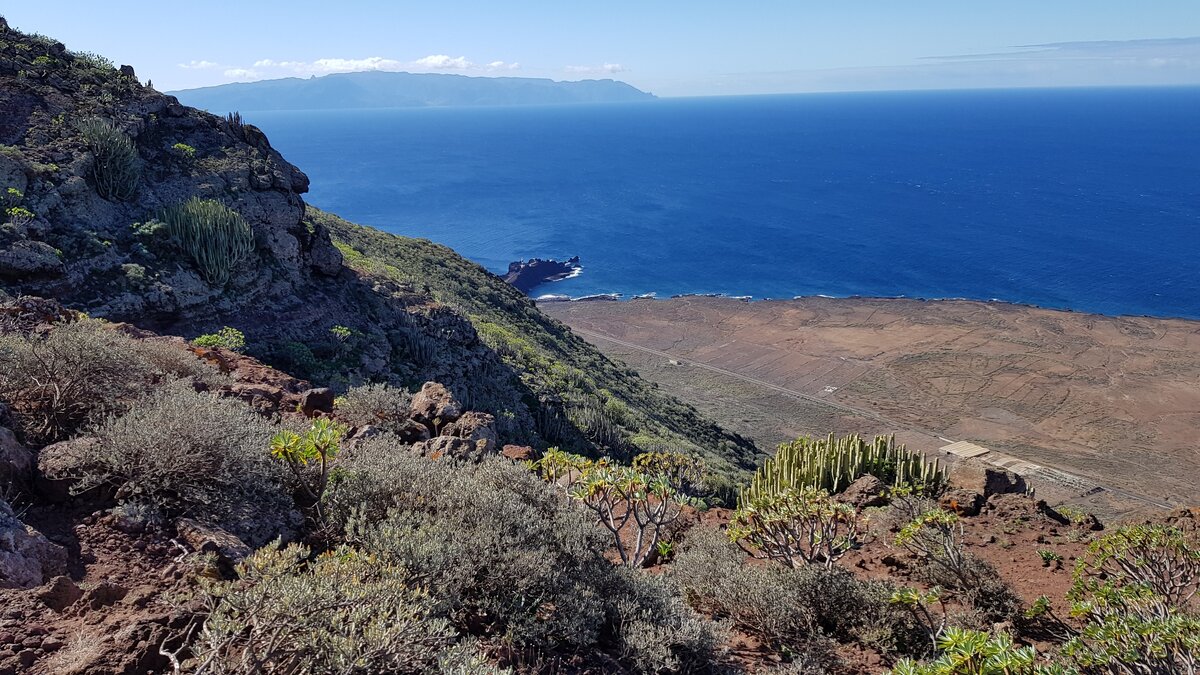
[
  {"xmin": 412, "ymin": 54, "xmax": 473, "ymax": 70},
  {"xmin": 178, "ymin": 60, "xmax": 219, "ymax": 70},
  {"xmin": 212, "ymin": 53, "xmax": 522, "ymax": 83},
  {"xmin": 565, "ymin": 63, "xmax": 626, "ymax": 75},
  {"xmin": 311, "ymin": 57, "xmax": 407, "ymax": 73},
  {"xmin": 222, "ymin": 68, "xmax": 260, "ymax": 80}
]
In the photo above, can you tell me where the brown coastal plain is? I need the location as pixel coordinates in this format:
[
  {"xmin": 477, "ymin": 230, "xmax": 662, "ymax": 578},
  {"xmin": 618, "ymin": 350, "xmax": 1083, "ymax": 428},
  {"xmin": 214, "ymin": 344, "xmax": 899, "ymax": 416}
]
[{"xmin": 542, "ymin": 297, "xmax": 1200, "ymax": 519}]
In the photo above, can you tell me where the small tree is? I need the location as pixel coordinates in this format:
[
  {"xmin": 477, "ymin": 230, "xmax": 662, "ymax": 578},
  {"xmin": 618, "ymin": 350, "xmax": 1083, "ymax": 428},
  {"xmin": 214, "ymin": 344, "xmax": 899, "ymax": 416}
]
[
  {"xmin": 270, "ymin": 418, "xmax": 345, "ymax": 511},
  {"xmin": 729, "ymin": 485, "xmax": 859, "ymax": 569},
  {"xmin": 895, "ymin": 510, "xmax": 969, "ymax": 584},
  {"xmin": 569, "ymin": 464, "xmax": 683, "ymax": 568}
]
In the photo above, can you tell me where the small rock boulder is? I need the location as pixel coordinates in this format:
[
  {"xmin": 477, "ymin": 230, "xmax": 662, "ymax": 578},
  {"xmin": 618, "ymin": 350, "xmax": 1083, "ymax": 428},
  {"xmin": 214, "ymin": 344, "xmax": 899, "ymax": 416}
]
[
  {"xmin": 0, "ymin": 241, "xmax": 64, "ymax": 279},
  {"xmin": 939, "ymin": 488, "xmax": 984, "ymax": 517},
  {"xmin": 82, "ymin": 580, "xmax": 127, "ymax": 609},
  {"xmin": 413, "ymin": 436, "xmax": 493, "ymax": 463},
  {"xmin": 951, "ymin": 466, "xmax": 1027, "ymax": 500},
  {"xmin": 409, "ymin": 382, "xmax": 462, "ymax": 428},
  {"xmin": 836, "ymin": 474, "xmax": 887, "ymax": 509},
  {"xmin": 393, "ymin": 418, "xmax": 432, "ymax": 444},
  {"xmin": 36, "ymin": 575, "xmax": 83, "ymax": 611},
  {"xmin": 501, "ymin": 445, "xmax": 537, "ymax": 462},
  {"xmin": 0, "ymin": 499, "xmax": 68, "ymax": 589},
  {"xmin": 440, "ymin": 411, "xmax": 498, "ymax": 455},
  {"xmin": 176, "ymin": 518, "xmax": 252, "ymax": 576},
  {"xmin": 299, "ymin": 387, "xmax": 335, "ymax": 417}
]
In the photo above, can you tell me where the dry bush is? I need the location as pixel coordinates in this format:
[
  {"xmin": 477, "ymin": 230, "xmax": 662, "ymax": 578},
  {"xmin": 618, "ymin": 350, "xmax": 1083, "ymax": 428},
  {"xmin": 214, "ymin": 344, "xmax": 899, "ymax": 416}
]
[
  {"xmin": 50, "ymin": 381, "xmax": 293, "ymax": 545},
  {"xmin": 343, "ymin": 448, "xmax": 614, "ymax": 651},
  {"xmin": 334, "ymin": 383, "xmax": 413, "ymax": 433},
  {"xmin": 0, "ymin": 319, "xmax": 225, "ymax": 445},
  {"xmin": 327, "ymin": 440, "xmax": 727, "ymax": 671},
  {"xmin": 895, "ymin": 509, "xmax": 1023, "ymax": 625},
  {"xmin": 610, "ymin": 570, "xmax": 729, "ymax": 674},
  {"xmin": 673, "ymin": 528, "xmax": 928, "ymax": 661},
  {"xmin": 193, "ymin": 543, "xmax": 457, "ymax": 674}
]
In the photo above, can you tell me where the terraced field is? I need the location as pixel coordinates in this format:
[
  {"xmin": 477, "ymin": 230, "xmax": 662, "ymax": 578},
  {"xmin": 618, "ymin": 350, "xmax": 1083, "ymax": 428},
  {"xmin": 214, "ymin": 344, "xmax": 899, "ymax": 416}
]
[{"xmin": 543, "ymin": 296, "xmax": 1200, "ymax": 518}]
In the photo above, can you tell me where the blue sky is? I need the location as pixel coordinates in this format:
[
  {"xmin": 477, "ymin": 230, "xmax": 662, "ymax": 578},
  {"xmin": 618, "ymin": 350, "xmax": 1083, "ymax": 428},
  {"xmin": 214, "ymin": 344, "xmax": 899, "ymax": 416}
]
[{"xmin": 7, "ymin": 2, "xmax": 1200, "ymax": 95}]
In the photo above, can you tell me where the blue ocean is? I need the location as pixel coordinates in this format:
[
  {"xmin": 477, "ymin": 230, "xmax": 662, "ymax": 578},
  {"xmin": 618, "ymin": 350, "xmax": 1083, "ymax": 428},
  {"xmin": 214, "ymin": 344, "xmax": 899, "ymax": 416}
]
[{"xmin": 247, "ymin": 88, "xmax": 1200, "ymax": 318}]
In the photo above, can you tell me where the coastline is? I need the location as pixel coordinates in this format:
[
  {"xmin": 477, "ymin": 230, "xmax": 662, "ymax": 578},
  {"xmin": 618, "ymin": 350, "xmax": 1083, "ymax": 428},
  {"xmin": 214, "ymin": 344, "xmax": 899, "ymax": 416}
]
[{"xmin": 532, "ymin": 289, "xmax": 1200, "ymax": 323}]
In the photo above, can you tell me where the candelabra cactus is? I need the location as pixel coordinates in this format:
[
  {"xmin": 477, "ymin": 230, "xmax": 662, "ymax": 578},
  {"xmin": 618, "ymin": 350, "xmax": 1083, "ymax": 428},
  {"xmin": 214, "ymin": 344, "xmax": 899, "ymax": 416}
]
[
  {"xmin": 740, "ymin": 433, "xmax": 945, "ymax": 509},
  {"xmin": 79, "ymin": 117, "xmax": 141, "ymax": 201},
  {"xmin": 160, "ymin": 197, "xmax": 255, "ymax": 286}
]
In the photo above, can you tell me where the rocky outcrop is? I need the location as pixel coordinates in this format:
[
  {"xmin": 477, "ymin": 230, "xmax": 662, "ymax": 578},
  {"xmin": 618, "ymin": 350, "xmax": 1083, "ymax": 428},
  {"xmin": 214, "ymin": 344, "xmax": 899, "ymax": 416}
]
[
  {"xmin": 402, "ymin": 383, "xmax": 499, "ymax": 462},
  {"xmin": 410, "ymin": 381, "xmax": 463, "ymax": 429},
  {"xmin": 0, "ymin": 427, "xmax": 32, "ymax": 487},
  {"xmin": 503, "ymin": 256, "xmax": 581, "ymax": 294},
  {"xmin": 837, "ymin": 475, "xmax": 887, "ymax": 510},
  {"xmin": 0, "ymin": 499, "xmax": 67, "ymax": 589},
  {"xmin": 0, "ymin": 28, "xmax": 343, "ymax": 327},
  {"xmin": 941, "ymin": 467, "xmax": 1028, "ymax": 516},
  {"xmin": 190, "ymin": 345, "xmax": 312, "ymax": 414},
  {"xmin": 441, "ymin": 411, "xmax": 499, "ymax": 455}
]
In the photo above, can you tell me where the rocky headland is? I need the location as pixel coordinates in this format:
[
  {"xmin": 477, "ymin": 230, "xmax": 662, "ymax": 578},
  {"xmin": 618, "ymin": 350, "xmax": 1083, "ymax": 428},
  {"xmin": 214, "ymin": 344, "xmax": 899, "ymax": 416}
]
[{"xmin": 502, "ymin": 255, "xmax": 581, "ymax": 293}]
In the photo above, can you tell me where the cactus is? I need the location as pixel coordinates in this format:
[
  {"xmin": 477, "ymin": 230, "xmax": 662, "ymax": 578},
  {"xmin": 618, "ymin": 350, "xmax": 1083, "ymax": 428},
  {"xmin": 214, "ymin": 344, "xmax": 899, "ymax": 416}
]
[
  {"xmin": 159, "ymin": 197, "xmax": 255, "ymax": 286},
  {"xmin": 739, "ymin": 433, "xmax": 946, "ymax": 510},
  {"xmin": 79, "ymin": 118, "xmax": 140, "ymax": 201}
]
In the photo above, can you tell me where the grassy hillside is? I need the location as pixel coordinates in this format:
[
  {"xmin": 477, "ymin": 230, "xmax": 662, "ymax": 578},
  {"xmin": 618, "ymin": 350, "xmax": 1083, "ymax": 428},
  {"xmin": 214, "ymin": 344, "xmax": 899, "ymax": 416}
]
[{"xmin": 312, "ymin": 207, "xmax": 762, "ymax": 484}]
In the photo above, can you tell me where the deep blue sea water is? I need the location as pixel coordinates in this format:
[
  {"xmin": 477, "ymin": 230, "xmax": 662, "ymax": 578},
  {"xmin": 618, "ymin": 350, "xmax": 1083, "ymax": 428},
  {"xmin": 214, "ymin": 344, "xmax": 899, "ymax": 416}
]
[{"xmin": 246, "ymin": 88, "xmax": 1200, "ymax": 318}]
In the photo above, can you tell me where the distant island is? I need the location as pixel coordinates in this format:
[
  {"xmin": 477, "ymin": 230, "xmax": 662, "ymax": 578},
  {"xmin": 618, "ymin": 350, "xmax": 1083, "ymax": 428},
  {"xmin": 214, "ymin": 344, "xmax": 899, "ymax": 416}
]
[{"xmin": 169, "ymin": 71, "xmax": 655, "ymax": 112}]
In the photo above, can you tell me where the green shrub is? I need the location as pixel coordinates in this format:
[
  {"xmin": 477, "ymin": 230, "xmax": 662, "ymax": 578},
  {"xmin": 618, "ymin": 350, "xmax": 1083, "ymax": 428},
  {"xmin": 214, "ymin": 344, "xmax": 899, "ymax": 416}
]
[
  {"xmin": 194, "ymin": 543, "xmax": 458, "ymax": 674},
  {"xmin": 170, "ymin": 142, "xmax": 196, "ymax": 159},
  {"xmin": 0, "ymin": 319, "xmax": 225, "ymax": 445},
  {"xmin": 270, "ymin": 418, "xmax": 345, "ymax": 507},
  {"xmin": 326, "ymin": 442, "xmax": 727, "ymax": 669},
  {"xmin": 51, "ymin": 381, "xmax": 293, "ymax": 544},
  {"xmin": 191, "ymin": 326, "xmax": 246, "ymax": 352},
  {"xmin": 889, "ymin": 628, "xmax": 1065, "ymax": 675},
  {"xmin": 159, "ymin": 197, "xmax": 255, "ymax": 286},
  {"xmin": 70, "ymin": 50, "xmax": 114, "ymax": 71},
  {"xmin": 78, "ymin": 117, "xmax": 140, "ymax": 201},
  {"xmin": 341, "ymin": 448, "xmax": 614, "ymax": 651},
  {"xmin": 1059, "ymin": 525, "xmax": 1200, "ymax": 673},
  {"xmin": 748, "ymin": 433, "xmax": 946, "ymax": 498},
  {"xmin": 334, "ymin": 383, "xmax": 413, "ymax": 433}
]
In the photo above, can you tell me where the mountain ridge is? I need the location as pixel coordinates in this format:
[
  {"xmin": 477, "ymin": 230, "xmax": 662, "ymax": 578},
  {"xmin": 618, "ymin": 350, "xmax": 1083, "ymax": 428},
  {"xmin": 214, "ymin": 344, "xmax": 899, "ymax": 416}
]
[{"xmin": 169, "ymin": 69, "xmax": 656, "ymax": 112}]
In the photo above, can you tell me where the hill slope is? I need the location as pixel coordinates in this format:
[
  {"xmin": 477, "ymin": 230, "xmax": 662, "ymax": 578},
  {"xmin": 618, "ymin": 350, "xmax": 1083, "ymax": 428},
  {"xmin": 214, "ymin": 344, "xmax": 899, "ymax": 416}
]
[
  {"xmin": 0, "ymin": 19, "xmax": 754, "ymax": 479},
  {"xmin": 170, "ymin": 70, "xmax": 655, "ymax": 113}
]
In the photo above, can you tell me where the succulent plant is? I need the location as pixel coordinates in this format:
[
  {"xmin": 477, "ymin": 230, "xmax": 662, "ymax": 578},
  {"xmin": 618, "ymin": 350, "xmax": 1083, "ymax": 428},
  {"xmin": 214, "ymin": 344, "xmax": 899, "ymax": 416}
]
[{"xmin": 740, "ymin": 433, "xmax": 945, "ymax": 509}]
